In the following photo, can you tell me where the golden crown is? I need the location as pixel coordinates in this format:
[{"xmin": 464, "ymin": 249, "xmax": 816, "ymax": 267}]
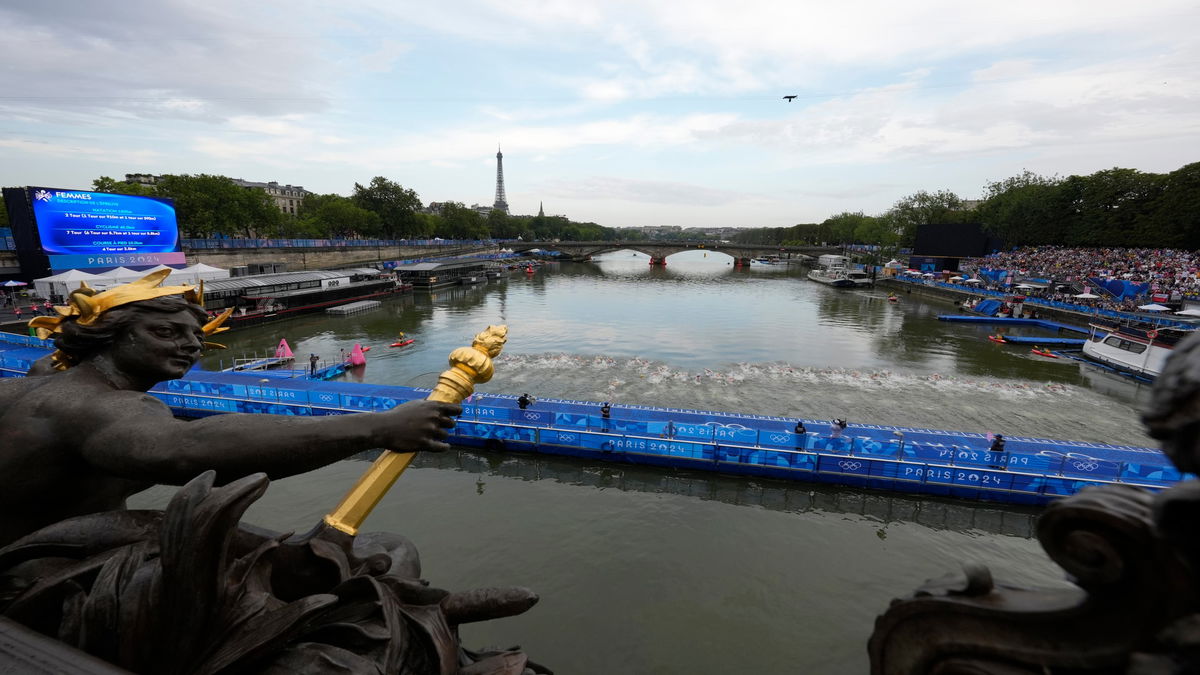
[{"xmin": 29, "ymin": 268, "xmax": 233, "ymax": 370}]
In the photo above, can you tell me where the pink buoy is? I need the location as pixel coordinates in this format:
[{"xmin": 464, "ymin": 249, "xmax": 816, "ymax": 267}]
[
  {"xmin": 348, "ymin": 343, "xmax": 367, "ymax": 366},
  {"xmin": 275, "ymin": 338, "xmax": 294, "ymax": 359}
]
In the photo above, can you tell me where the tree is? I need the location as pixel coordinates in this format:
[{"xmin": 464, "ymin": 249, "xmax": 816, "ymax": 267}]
[
  {"xmin": 92, "ymin": 176, "xmax": 155, "ymax": 196},
  {"xmin": 886, "ymin": 190, "xmax": 963, "ymax": 246},
  {"xmin": 976, "ymin": 171, "xmax": 1063, "ymax": 246},
  {"xmin": 298, "ymin": 194, "xmax": 381, "ymax": 238},
  {"xmin": 352, "ymin": 177, "xmax": 422, "ymax": 238},
  {"xmin": 152, "ymin": 174, "xmax": 281, "ymax": 239},
  {"xmin": 1142, "ymin": 162, "xmax": 1200, "ymax": 249},
  {"xmin": 435, "ymin": 202, "xmax": 486, "ymax": 240}
]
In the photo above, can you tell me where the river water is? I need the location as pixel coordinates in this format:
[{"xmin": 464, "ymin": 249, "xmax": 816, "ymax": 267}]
[{"xmin": 134, "ymin": 251, "xmax": 1157, "ymax": 673}]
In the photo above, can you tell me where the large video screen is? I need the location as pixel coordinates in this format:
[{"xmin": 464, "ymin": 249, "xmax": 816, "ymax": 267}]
[
  {"xmin": 28, "ymin": 187, "xmax": 185, "ymax": 270},
  {"xmin": 912, "ymin": 222, "xmax": 1003, "ymax": 258}
]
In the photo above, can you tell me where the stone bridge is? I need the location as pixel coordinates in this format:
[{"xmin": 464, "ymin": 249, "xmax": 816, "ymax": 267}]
[{"xmin": 509, "ymin": 241, "xmax": 844, "ymax": 266}]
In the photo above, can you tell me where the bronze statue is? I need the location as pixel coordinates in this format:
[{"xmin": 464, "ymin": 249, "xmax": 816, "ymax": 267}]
[
  {"xmin": 0, "ymin": 271, "xmax": 546, "ymax": 674},
  {"xmin": 869, "ymin": 331, "xmax": 1200, "ymax": 674}
]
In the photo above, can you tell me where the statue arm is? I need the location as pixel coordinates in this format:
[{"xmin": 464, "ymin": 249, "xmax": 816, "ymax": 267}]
[{"xmin": 78, "ymin": 393, "xmax": 460, "ymax": 484}]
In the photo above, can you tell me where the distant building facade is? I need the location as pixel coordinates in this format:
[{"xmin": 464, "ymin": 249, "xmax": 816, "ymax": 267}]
[
  {"xmin": 230, "ymin": 179, "xmax": 308, "ymax": 216},
  {"xmin": 123, "ymin": 174, "xmax": 309, "ymax": 215}
]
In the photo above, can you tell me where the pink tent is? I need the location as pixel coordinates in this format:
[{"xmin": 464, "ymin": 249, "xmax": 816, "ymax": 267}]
[
  {"xmin": 275, "ymin": 339, "xmax": 294, "ymax": 359},
  {"xmin": 348, "ymin": 343, "xmax": 367, "ymax": 366}
]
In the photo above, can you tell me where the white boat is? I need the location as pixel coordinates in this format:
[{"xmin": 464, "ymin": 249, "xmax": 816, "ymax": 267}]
[
  {"xmin": 844, "ymin": 269, "xmax": 873, "ymax": 287},
  {"xmin": 807, "ymin": 266, "xmax": 856, "ymax": 288},
  {"xmin": 1081, "ymin": 321, "xmax": 1195, "ymax": 379},
  {"xmin": 808, "ymin": 254, "xmax": 872, "ymax": 288}
]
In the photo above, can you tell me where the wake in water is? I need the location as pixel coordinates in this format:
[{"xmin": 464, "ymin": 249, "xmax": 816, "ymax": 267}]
[{"xmin": 487, "ymin": 353, "xmax": 1154, "ymax": 447}]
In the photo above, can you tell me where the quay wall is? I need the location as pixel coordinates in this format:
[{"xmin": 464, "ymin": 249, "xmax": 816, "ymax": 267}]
[
  {"xmin": 181, "ymin": 243, "xmax": 498, "ymax": 271},
  {"xmin": 0, "ymin": 244, "xmax": 500, "ymax": 277}
]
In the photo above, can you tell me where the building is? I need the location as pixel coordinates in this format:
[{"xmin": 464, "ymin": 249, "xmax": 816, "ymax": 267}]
[
  {"xmin": 230, "ymin": 179, "xmax": 308, "ymax": 216},
  {"xmin": 123, "ymin": 174, "xmax": 309, "ymax": 215}
]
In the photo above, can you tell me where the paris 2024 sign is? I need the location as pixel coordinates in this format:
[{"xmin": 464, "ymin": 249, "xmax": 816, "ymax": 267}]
[{"xmin": 29, "ymin": 187, "xmax": 185, "ymax": 271}]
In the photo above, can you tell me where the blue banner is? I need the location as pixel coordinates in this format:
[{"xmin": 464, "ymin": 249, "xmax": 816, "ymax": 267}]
[{"xmin": 1088, "ymin": 277, "xmax": 1150, "ymax": 301}]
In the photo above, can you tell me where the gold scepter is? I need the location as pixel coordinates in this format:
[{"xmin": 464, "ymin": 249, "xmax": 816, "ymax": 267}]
[{"xmin": 322, "ymin": 325, "xmax": 507, "ymax": 536}]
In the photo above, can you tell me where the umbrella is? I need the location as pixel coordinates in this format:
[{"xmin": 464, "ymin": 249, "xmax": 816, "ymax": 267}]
[
  {"xmin": 1175, "ymin": 309, "xmax": 1200, "ymax": 317},
  {"xmin": 1074, "ymin": 293, "xmax": 1100, "ymax": 299},
  {"xmin": 1138, "ymin": 303, "xmax": 1171, "ymax": 311},
  {"xmin": 963, "ymin": 279, "xmax": 983, "ymax": 284},
  {"xmin": 949, "ymin": 276, "xmax": 964, "ymax": 281},
  {"xmin": 1, "ymin": 280, "xmax": 27, "ymax": 287},
  {"xmin": 1015, "ymin": 284, "xmax": 1035, "ymax": 289}
]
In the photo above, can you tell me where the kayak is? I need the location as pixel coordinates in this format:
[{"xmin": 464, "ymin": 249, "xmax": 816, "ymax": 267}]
[
  {"xmin": 390, "ymin": 339, "xmax": 415, "ymax": 347},
  {"xmin": 887, "ymin": 297, "xmax": 899, "ymax": 303},
  {"xmin": 987, "ymin": 336, "xmax": 1007, "ymax": 343},
  {"xmin": 1031, "ymin": 349, "xmax": 1059, "ymax": 358}
]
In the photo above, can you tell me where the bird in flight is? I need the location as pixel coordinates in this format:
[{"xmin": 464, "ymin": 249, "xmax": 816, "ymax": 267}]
[{"xmin": 783, "ymin": 95, "xmax": 797, "ymax": 102}]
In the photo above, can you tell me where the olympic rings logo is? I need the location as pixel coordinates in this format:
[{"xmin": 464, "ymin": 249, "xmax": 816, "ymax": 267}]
[
  {"xmin": 523, "ymin": 412, "xmax": 540, "ymax": 420},
  {"xmin": 838, "ymin": 460, "xmax": 863, "ymax": 471},
  {"xmin": 769, "ymin": 434, "xmax": 790, "ymax": 443},
  {"xmin": 1071, "ymin": 460, "xmax": 1099, "ymax": 471},
  {"xmin": 558, "ymin": 433, "xmax": 577, "ymax": 442}
]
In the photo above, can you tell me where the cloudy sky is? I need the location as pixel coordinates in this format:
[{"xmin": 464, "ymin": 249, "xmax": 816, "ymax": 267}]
[{"xmin": 1, "ymin": 1, "xmax": 1196, "ymax": 228}]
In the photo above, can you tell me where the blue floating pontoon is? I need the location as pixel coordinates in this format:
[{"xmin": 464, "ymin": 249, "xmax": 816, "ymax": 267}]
[
  {"xmin": 937, "ymin": 315, "xmax": 1091, "ymax": 334},
  {"xmin": 0, "ymin": 333, "xmax": 1182, "ymax": 506}
]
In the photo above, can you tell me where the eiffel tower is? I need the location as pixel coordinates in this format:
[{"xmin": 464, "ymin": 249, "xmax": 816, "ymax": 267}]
[{"xmin": 493, "ymin": 145, "xmax": 509, "ymax": 214}]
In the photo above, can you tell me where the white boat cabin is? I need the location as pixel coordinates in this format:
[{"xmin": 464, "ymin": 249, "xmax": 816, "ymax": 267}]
[{"xmin": 818, "ymin": 254, "xmax": 851, "ymax": 269}]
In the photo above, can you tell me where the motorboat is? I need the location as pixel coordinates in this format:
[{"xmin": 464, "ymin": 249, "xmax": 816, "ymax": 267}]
[
  {"xmin": 807, "ymin": 266, "xmax": 856, "ymax": 287},
  {"xmin": 1081, "ymin": 321, "xmax": 1194, "ymax": 379},
  {"xmin": 844, "ymin": 269, "xmax": 873, "ymax": 287}
]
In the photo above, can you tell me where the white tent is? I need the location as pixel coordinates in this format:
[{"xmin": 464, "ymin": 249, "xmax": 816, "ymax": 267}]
[
  {"xmin": 963, "ymin": 278, "xmax": 983, "ymax": 284},
  {"xmin": 1175, "ymin": 309, "xmax": 1200, "ymax": 317},
  {"xmin": 1138, "ymin": 303, "xmax": 1171, "ymax": 311},
  {"xmin": 949, "ymin": 276, "xmax": 964, "ymax": 281},
  {"xmin": 1015, "ymin": 284, "xmax": 1035, "ymax": 289},
  {"xmin": 1074, "ymin": 292, "xmax": 1100, "ymax": 299},
  {"xmin": 178, "ymin": 262, "xmax": 230, "ymax": 282},
  {"xmin": 104, "ymin": 266, "xmax": 145, "ymax": 281},
  {"xmin": 32, "ymin": 269, "xmax": 111, "ymax": 300}
]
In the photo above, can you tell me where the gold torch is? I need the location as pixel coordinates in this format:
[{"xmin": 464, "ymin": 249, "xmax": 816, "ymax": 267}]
[{"xmin": 322, "ymin": 325, "xmax": 508, "ymax": 535}]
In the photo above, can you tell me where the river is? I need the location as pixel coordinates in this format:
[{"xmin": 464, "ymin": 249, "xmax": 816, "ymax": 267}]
[{"xmin": 132, "ymin": 250, "xmax": 1155, "ymax": 673}]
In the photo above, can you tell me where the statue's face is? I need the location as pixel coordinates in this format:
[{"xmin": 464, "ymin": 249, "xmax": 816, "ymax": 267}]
[{"xmin": 109, "ymin": 308, "xmax": 206, "ymax": 382}]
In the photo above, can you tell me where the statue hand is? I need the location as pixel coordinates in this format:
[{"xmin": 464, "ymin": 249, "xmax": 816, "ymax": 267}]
[{"xmin": 378, "ymin": 400, "xmax": 461, "ymax": 452}]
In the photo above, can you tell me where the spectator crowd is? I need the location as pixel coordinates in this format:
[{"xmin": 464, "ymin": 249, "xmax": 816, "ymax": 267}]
[{"xmin": 960, "ymin": 246, "xmax": 1200, "ymax": 312}]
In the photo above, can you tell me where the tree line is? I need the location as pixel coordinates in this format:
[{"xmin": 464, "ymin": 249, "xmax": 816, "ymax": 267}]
[
  {"xmin": 87, "ymin": 174, "xmax": 623, "ymax": 242},
  {"xmin": 731, "ymin": 162, "xmax": 1200, "ymax": 251}
]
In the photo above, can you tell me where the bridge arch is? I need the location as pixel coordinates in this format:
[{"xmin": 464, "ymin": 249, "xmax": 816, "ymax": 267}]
[{"xmin": 508, "ymin": 240, "xmax": 836, "ymax": 266}]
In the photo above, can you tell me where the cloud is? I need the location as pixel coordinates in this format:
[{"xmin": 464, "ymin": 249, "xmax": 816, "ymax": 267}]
[
  {"xmin": 0, "ymin": 1, "xmax": 330, "ymax": 120},
  {"xmin": 539, "ymin": 176, "xmax": 756, "ymax": 206}
]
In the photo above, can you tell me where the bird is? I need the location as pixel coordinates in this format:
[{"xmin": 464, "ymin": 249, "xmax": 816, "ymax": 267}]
[{"xmin": 783, "ymin": 95, "xmax": 797, "ymax": 102}]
